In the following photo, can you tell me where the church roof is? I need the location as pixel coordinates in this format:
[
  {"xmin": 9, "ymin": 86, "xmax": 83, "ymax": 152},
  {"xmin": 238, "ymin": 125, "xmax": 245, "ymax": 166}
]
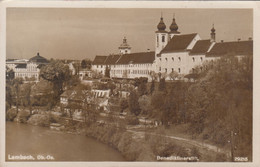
[
  {"xmin": 160, "ymin": 33, "xmax": 197, "ymax": 54},
  {"xmin": 116, "ymin": 52, "xmax": 155, "ymax": 64},
  {"xmin": 29, "ymin": 52, "xmax": 49, "ymax": 64},
  {"xmin": 206, "ymin": 40, "xmax": 253, "ymax": 57},
  {"xmin": 92, "ymin": 56, "xmax": 107, "ymax": 65},
  {"xmin": 190, "ymin": 40, "xmax": 212, "ymax": 55},
  {"xmin": 105, "ymin": 54, "xmax": 122, "ymax": 64}
]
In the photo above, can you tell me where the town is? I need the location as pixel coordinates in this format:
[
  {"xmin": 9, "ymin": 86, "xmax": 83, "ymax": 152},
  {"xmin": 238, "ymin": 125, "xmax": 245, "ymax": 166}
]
[{"xmin": 6, "ymin": 15, "xmax": 252, "ymax": 162}]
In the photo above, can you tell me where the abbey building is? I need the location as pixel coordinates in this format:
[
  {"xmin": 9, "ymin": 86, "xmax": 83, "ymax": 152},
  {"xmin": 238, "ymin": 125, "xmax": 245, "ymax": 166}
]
[{"xmin": 92, "ymin": 15, "xmax": 253, "ymax": 81}]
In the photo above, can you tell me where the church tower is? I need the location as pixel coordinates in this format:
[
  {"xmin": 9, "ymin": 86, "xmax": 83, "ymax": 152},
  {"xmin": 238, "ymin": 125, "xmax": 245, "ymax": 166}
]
[
  {"xmin": 168, "ymin": 14, "xmax": 180, "ymax": 40},
  {"xmin": 119, "ymin": 37, "xmax": 131, "ymax": 54},
  {"xmin": 155, "ymin": 16, "xmax": 168, "ymax": 55},
  {"xmin": 210, "ymin": 24, "xmax": 216, "ymax": 42}
]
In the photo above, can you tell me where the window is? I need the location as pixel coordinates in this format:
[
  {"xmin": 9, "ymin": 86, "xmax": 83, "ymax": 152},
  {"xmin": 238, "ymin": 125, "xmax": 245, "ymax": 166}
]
[
  {"xmin": 172, "ymin": 68, "xmax": 174, "ymax": 72},
  {"xmin": 162, "ymin": 35, "xmax": 165, "ymax": 42},
  {"xmin": 159, "ymin": 58, "xmax": 161, "ymax": 61},
  {"xmin": 157, "ymin": 35, "xmax": 159, "ymax": 42},
  {"xmin": 172, "ymin": 57, "xmax": 174, "ymax": 61},
  {"xmin": 97, "ymin": 65, "xmax": 99, "ymax": 68},
  {"xmin": 165, "ymin": 58, "xmax": 167, "ymax": 61},
  {"xmin": 165, "ymin": 68, "xmax": 167, "ymax": 73},
  {"xmin": 200, "ymin": 57, "xmax": 203, "ymax": 61},
  {"xmin": 101, "ymin": 65, "xmax": 103, "ymax": 68},
  {"xmin": 178, "ymin": 68, "xmax": 181, "ymax": 73},
  {"xmin": 159, "ymin": 67, "xmax": 161, "ymax": 71},
  {"xmin": 125, "ymin": 50, "xmax": 127, "ymax": 53},
  {"xmin": 178, "ymin": 57, "xmax": 181, "ymax": 61},
  {"xmin": 192, "ymin": 57, "xmax": 195, "ymax": 62}
]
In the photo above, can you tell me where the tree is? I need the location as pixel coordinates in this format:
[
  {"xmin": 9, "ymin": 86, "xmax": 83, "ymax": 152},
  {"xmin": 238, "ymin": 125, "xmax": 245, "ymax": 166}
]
[
  {"xmin": 186, "ymin": 55, "xmax": 253, "ymax": 160},
  {"xmin": 150, "ymin": 79, "xmax": 155, "ymax": 94},
  {"xmin": 105, "ymin": 66, "xmax": 110, "ymax": 78},
  {"xmin": 137, "ymin": 78, "xmax": 148, "ymax": 96},
  {"xmin": 6, "ymin": 67, "xmax": 14, "ymax": 81},
  {"xmin": 138, "ymin": 95, "xmax": 152, "ymax": 115},
  {"xmin": 158, "ymin": 78, "xmax": 166, "ymax": 92},
  {"xmin": 20, "ymin": 83, "xmax": 33, "ymax": 114},
  {"xmin": 81, "ymin": 59, "xmax": 87, "ymax": 69},
  {"xmin": 40, "ymin": 60, "xmax": 71, "ymax": 104},
  {"xmin": 11, "ymin": 78, "xmax": 23, "ymax": 112},
  {"xmin": 128, "ymin": 90, "xmax": 141, "ymax": 116},
  {"xmin": 120, "ymin": 98, "xmax": 128, "ymax": 113}
]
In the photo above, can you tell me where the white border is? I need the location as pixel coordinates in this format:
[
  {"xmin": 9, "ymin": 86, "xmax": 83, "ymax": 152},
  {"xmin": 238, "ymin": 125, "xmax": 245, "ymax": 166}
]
[{"xmin": 0, "ymin": 1, "xmax": 260, "ymax": 167}]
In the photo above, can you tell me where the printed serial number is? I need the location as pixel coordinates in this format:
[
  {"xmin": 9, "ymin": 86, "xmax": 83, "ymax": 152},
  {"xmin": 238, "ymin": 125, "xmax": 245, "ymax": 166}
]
[{"xmin": 234, "ymin": 157, "xmax": 248, "ymax": 162}]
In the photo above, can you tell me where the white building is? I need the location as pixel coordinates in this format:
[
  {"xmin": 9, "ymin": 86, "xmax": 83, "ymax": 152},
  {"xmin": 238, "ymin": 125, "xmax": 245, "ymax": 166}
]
[
  {"xmin": 92, "ymin": 15, "xmax": 253, "ymax": 81},
  {"xmin": 92, "ymin": 37, "xmax": 155, "ymax": 80},
  {"xmin": 8, "ymin": 52, "xmax": 49, "ymax": 81}
]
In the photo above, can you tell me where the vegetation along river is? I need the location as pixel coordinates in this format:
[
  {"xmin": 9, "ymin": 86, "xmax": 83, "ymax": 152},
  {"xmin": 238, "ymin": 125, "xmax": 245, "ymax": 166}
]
[{"xmin": 6, "ymin": 122, "xmax": 125, "ymax": 161}]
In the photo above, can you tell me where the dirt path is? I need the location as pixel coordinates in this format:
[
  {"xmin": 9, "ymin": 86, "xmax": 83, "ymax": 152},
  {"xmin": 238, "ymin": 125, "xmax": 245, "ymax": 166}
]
[{"xmin": 127, "ymin": 129, "xmax": 229, "ymax": 155}]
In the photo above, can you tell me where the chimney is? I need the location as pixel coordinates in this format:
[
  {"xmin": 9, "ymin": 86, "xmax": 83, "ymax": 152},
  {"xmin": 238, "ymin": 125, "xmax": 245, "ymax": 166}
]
[{"xmin": 248, "ymin": 37, "xmax": 252, "ymax": 41}]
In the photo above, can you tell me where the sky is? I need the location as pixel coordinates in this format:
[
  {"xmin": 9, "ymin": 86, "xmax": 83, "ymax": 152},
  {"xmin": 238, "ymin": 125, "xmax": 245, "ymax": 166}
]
[{"xmin": 6, "ymin": 8, "xmax": 253, "ymax": 60}]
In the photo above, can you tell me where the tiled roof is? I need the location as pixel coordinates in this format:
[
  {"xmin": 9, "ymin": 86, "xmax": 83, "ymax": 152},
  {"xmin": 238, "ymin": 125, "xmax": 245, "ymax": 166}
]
[
  {"xmin": 16, "ymin": 64, "xmax": 27, "ymax": 68},
  {"xmin": 116, "ymin": 52, "xmax": 155, "ymax": 64},
  {"xmin": 160, "ymin": 33, "xmax": 197, "ymax": 54},
  {"xmin": 105, "ymin": 54, "xmax": 121, "ymax": 65},
  {"xmin": 190, "ymin": 40, "xmax": 212, "ymax": 55},
  {"xmin": 206, "ymin": 40, "xmax": 253, "ymax": 57},
  {"xmin": 92, "ymin": 56, "xmax": 107, "ymax": 65}
]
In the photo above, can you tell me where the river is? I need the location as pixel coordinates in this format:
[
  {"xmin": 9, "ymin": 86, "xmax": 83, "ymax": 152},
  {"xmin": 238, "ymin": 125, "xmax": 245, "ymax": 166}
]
[{"xmin": 5, "ymin": 122, "xmax": 125, "ymax": 161}]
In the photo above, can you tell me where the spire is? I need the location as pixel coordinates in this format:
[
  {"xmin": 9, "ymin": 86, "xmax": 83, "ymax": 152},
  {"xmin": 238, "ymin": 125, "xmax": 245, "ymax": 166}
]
[
  {"xmin": 211, "ymin": 23, "xmax": 215, "ymax": 33},
  {"xmin": 157, "ymin": 15, "xmax": 166, "ymax": 31},
  {"xmin": 210, "ymin": 24, "xmax": 216, "ymax": 42}
]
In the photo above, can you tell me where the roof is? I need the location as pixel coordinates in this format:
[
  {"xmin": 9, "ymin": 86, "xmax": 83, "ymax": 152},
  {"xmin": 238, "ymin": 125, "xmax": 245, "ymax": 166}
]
[
  {"xmin": 190, "ymin": 40, "xmax": 212, "ymax": 55},
  {"xmin": 29, "ymin": 53, "xmax": 49, "ymax": 64},
  {"xmin": 92, "ymin": 56, "xmax": 107, "ymax": 65},
  {"xmin": 105, "ymin": 54, "xmax": 121, "ymax": 64},
  {"xmin": 206, "ymin": 40, "xmax": 253, "ymax": 57},
  {"xmin": 116, "ymin": 52, "xmax": 155, "ymax": 64},
  {"xmin": 16, "ymin": 64, "xmax": 27, "ymax": 68},
  {"xmin": 160, "ymin": 33, "xmax": 197, "ymax": 54}
]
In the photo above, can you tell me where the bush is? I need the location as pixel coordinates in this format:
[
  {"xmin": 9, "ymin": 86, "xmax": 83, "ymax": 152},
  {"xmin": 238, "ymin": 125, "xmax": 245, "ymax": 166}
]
[
  {"xmin": 6, "ymin": 108, "xmax": 17, "ymax": 121},
  {"xmin": 14, "ymin": 110, "xmax": 31, "ymax": 123},
  {"xmin": 27, "ymin": 114, "xmax": 50, "ymax": 127}
]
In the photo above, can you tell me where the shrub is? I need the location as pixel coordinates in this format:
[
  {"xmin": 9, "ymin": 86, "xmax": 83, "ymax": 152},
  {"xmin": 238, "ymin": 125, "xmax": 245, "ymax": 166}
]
[
  {"xmin": 14, "ymin": 110, "xmax": 31, "ymax": 123},
  {"xmin": 6, "ymin": 108, "xmax": 17, "ymax": 121},
  {"xmin": 27, "ymin": 114, "xmax": 50, "ymax": 127}
]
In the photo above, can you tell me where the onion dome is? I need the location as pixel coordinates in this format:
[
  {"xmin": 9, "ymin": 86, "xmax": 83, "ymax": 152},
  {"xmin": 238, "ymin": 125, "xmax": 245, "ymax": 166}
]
[
  {"xmin": 157, "ymin": 17, "xmax": 166, "ymax": 31},
  {"xmin": 170, "ymin": 18, "xmax": 178, "ymax": 32}
]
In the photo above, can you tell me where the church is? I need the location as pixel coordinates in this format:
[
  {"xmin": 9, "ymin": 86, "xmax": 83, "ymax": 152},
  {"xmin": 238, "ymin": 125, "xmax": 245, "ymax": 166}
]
[{"xmin": 92, "ymin": 15, "xmax": 253, "ymax": 81}]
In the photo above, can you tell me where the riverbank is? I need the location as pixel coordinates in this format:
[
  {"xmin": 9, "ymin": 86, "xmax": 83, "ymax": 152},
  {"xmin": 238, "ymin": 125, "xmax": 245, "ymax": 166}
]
[{"xmin": 6, "ymin": 108, "xmax": 229, "ymax": 161}]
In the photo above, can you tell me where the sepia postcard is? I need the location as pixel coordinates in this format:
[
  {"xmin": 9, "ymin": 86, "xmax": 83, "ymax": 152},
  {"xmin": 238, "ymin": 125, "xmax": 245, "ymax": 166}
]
[{"xmin": 0, "ymin": 1, "xmax": 260, "ymax": 167}]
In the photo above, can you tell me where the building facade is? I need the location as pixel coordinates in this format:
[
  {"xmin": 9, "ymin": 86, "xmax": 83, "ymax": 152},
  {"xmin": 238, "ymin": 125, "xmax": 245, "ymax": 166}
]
[
  {"xmin": 7, "ymin": 52, "xmax": 49, "ymax": 81},
  {"xmin": 92, "ymin": 15, "xmax": 253, "ymax": 81}
]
